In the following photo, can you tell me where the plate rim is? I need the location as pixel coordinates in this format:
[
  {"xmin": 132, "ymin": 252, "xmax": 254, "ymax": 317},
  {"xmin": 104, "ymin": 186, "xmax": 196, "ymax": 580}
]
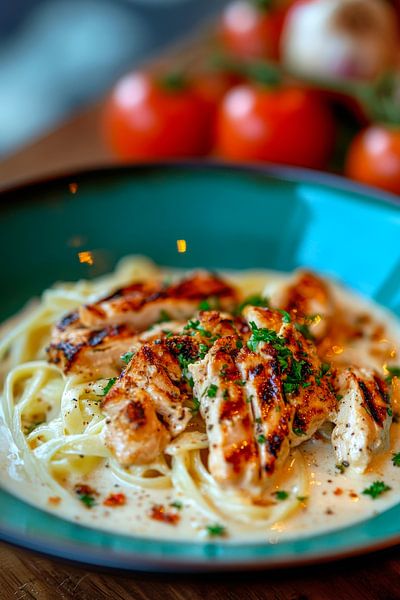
[
  {"xmin": 1, "ymin": 160, "xmax": 399, "ymax": 571},
  {"xmin": 0, "ymin": 159, "xmax": 399, "ymax": 210}
]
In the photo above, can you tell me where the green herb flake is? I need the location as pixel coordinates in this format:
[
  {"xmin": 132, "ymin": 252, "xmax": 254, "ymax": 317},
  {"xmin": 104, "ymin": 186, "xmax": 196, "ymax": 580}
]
[
  {"xmin": 386, "ymin": 365, "xmax": 400, "ymax": 383},
  {"xmin": 234, "ymin": 379, "xmax": 246, "ymax": 387},
  {"xmin": 236, "ymin": 295, "xmax": 269, "ymax": 315},
  {"xmin": 206, "ymin": 523, "xmax": 226, "ymax": 537},
  {"xmin": 207, "ymin": 384, "xmax": 218, "ymax": 398},
  {"xmin": 157, "ymin": 309, "xmax": 171, "ymax": 324},
  {"xmin": 100, "ymin": 378, "xmax": 117, "ymax": 396},
  {"xmin": 25, "ymin": 421, "xmax": 45, "ymax": 435},
  {"xmin": 297, "ymin": 495, "xmax": 309, "ymax": 503},
  {"xmin": 199, "ymin": 344, "xmax": 209, "ymax": 359},
  {"xmin": 277, "ymin": 309, "xmax": 291, "ymax": 323},
  {"xmin": 274, "ymin": 490, "xmax": 289, "ymax": 501},
  {"xmin": 236, "ymin": 339, "xmax": 243, "ymax": 349},
  {"xmin": 294, "ymin": 322, "xmax": 315, "ymax": 341},
  {"xmin": 198, "ymin": 299, "xmax": 211, "ymax": 311},
  {"xmin": 220, "ymin": 364, "xmax": 229, "ymax": 378},
  {"xmin": 391, "ymin": 452, "xmax": 400, "ymax": 467},
  {"xmin": 120, "ymin": 351, "xmax": 134, "ymax": 365},
  {"xmin": 191, "ymin": 397, "xmax": 200, "ymax": 415},
  {"xmin": 198, "ymin": 296, "xmax": 221, "ymax": 311},
  {"xmin": 170, "ymin": 500, "xmax": 183, "ymax": 510},
  {"xmin": 362, "ymin": 480, "xmax": 391, "ymax": 499},
  {"xmin": 257, "ymin": 434, "xmax": 266, "ymax": 444},
  {"xmin": 316, "ymin": 362, "xmax": 331, "ymax": 385},
  {"xmin": 335, "ymin": 462, "xmax": 349, "ymax": 474},
  {"xmin": 79, "ymin": 494, "xmax": 96, "ymax": 508},
  {"xmin": 293, "ymin": 427, "xmax": 304, "ymax": 437}
]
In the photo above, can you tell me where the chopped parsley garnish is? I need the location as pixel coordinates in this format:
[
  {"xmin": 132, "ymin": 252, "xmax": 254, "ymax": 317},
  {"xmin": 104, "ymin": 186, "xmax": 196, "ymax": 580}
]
[
  {"xmin": 297, "ymin": 496, "xmax": 308, "ymax": 503},
  {"xmin": 220, "ymin": 364, "xmax": 229, "ymax": 378},
  {"xmin": 100, "ymin": 378, "xmax": 117, "ymax": 396},
  {"xmin": 277, "ymin": 309, "xmax": 291, "ymax": 323},
  {"xmin": 184, "ymin": 319, "xmax": 212, "ymax": 338},
  {"xmin": 315, "ymin": 363, "xmax": 331, "ymax": 385},
  {"xmin": 235, "ymin": 294, "xmax": 269, "ymax": 315},
  {"xmin": 255, "ymin": 417, "xmax": 262, "ymax": 424},
  {"xmin": 79, "ymin": 494, "xmax": 96, "ymax": 508},
  {"xmin": 385, "ymin": 365, "xmax": 400, "ymax": 383},
  {"xmin": 199, "ymin": 344, "xmax": 209, "ymax": 359},
  {"xmin": 387, "ymin": 407, "xmax": 393, "ymax": 417},
  {"xmin": 25, "ymin": 421, "xmax": 45, "ymax": 435},
  {"xmin": 391, "ymin": 452, "xmax": 400, "ymax": 467},
  {"xmin": 198, "ymin": 299, "xmax": 211, "ymax": 311},
  {"xmin": 234, "ymin": 379, "xmax": 246, "ymax": 386},
  {"xmin": 207, "ymin": 384, "xmax": 218, "ymax": 398},
  {"xmin": 294, "ymin": 322, "xmax": 315, "ymax": 341},
  {"xmin": 198, "ymin": 296, "xmax": 221, "ymax": 311},
  {"xmin": 206, "ymin": 523, "xmax": 226, "ymax": 537},
  {"xmin": 236, "ymin": 339, "xmax": 243, "ymax": 349},
  {"xmin": 247, "ymin": 321, "xmax": 312, "ymax": 395},
  {"xmin": 293, "ymin": 427, "xmax": 305, "ymax": 437},
  {"xmin": 170, "ymin": 500, "xmax": 183, "ymax": 510},
  {"xmin": 120, "ymin": 351, "xmax": 134, "ymax": 364},
  {"xmin": 157, "ymin": 310, "xmax": 171, "ymax": 324},
  {"xmin": 335, "ymin": 462, "xmax": 349, "ymax": 473},
  {"xmin": 191, "ymin": 397, "xmax": 201, "ymax": 415},
  {"xmin": 274, "ymin": 490, "xmax": 289, "ymax": 501},
  {"xmin": 362, "ymin": 481, "xmax": 391, "ymax": 499},
  {"xmin": 257, "ymin": 434, "xmax": 266, "ymax": 444}
]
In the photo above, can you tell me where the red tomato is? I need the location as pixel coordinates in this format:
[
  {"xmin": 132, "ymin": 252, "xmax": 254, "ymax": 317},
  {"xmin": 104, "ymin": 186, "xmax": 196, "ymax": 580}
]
[
  {"xmin": 192, "ymin": 71, "xmax": 241, "ymax": 112},
  {"xmin": 345, "ymin": 125, "xmax": 400, "ymax": 195},
  {"xmin": 216, "ymin": 84, "xmax": 335, "ymax": 169},
  {"xmin": 220, "ymin": 0, "xmax": 287, "ymax": 60},
  {"xmin": 103, "ymin": 72, "xmax": 213, "ymax": 160}
]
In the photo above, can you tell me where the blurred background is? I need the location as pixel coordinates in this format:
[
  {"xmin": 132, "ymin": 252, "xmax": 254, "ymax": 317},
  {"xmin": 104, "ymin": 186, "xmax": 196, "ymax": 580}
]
[
  {"xmin": 0, "ymin": 0, "xmax": 227, "ymax": 157},
  {"xmin": 1, "ymin": 0, "xmax": 400, "ymax": 195}
]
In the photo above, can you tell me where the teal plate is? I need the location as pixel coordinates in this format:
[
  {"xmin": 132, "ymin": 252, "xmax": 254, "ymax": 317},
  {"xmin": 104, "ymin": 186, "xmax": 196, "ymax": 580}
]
[{"xmin": 0, "ymin": 162, "xmax": 399, "ymax": 571}]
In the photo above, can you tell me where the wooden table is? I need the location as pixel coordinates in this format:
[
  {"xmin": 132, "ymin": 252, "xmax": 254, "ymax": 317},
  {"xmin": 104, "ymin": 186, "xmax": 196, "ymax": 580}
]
[{"xmin": 1, "ymin": 81, "xmax": 400, "ymax": 600}]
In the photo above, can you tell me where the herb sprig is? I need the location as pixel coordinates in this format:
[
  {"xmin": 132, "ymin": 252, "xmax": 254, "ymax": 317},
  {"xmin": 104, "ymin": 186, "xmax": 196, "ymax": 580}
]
[{"xmin": 362, "ymin": 481, "xmax": 391, "ymax": 499}]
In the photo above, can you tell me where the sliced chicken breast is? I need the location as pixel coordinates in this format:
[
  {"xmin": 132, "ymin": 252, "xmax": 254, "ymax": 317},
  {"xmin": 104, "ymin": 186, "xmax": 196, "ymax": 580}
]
[
  {"xmin": 236, "ymin": 345, "xmax": 292, "ymax": 477},
  {"xmin": 264, "ymin": 270, "xmax": 335, "ymax": 340},
  {"xmin": 189, "ymin": 336, "xmax": 261, "ymax": 492},
  {"xmin": 103, "ymin": 387, "xmax": 170, "ymax": 466},
  {"xmin": 244, "ymin": 306, "xmax": 337, "ymax": 444},
  {"xmin": 47, "ymin": 322, "xmax": 136, "ymax": 378},
  {"xmin": 79, "ymin": 272, "xmax": 238, "ymax": 330},
  {"xmin": 331, "ymin": 367, "xmax": 391, "ymax": 472}
]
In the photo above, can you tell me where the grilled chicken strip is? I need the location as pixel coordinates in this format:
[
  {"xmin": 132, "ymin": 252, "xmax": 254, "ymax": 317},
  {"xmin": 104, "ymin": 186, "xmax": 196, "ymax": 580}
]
[
  {"xmin": 79, "ymin": 272, "xmax": 238, "ymax": 330},
  {"xmin": 331, "ymin": 367, "xmax": 391, "ymax": 472},
  {"xmin": 102, "ymin": 310, "xmax": 241, "ymax": 466},
  {"xmin": 236, "ymin": 345, "xmax": 292, "ymax": 478},
  {"xmin": 189, "ymin": 336, "xmax": 261, "ymax": 491},
  {"xmin": 104, "ymin": 337, "xmax": 195, "ymax": 435},
  {"xmin": 264, "ymin": 270, "xmax": 335, "ymax": 340},
  {"xmin": 103, "ymin": 388, "xmax": 170, "ymax": 466},
  {"xmin": 244, "ymin": 306, "xmax": 337, "ymax": 444},
  {"xmin": 47, "ymin": 318, "xmax": 136, "ymax": 378}
]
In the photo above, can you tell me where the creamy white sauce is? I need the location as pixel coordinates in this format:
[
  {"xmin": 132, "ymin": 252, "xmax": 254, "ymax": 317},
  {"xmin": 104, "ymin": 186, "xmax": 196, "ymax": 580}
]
[{"xmin": 1, "ymin": 270, "xmax": 400, "ymax": 543}]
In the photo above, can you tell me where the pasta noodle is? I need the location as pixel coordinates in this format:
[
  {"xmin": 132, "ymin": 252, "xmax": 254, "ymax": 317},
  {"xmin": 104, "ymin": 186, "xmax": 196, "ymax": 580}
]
[{"xmin": 0, "ymin": 257, "xmax": 307, "ymax": 529}]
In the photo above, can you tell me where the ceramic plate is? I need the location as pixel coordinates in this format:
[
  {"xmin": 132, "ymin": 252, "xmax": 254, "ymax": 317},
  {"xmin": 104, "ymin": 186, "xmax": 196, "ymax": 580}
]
[{"xmin": 1, "ymin": 163, "xmax": 399, "ymax": 571}]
